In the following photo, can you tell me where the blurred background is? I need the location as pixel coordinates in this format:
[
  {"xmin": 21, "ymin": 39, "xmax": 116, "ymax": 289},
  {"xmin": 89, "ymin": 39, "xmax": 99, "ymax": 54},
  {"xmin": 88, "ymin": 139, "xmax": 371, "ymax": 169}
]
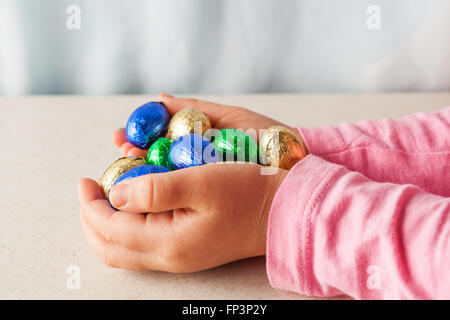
[{"xmin": 0, "ymin": 0, "xmax": 448, "ymax": 95}]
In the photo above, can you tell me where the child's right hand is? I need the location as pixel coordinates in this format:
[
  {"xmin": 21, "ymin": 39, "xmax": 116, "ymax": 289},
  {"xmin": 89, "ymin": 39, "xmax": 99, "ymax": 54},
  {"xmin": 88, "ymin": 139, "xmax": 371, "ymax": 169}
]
[
  {"xmin": 113, "ymin": 93, "xmax": 298, "ymax": 157},
  {"xmin": 79, "ymin": 161, "xmax": 288, "ymax": 272},
  {"xmin": 78, "ymin": 94, "xmax": 306, "ymax": 272}
]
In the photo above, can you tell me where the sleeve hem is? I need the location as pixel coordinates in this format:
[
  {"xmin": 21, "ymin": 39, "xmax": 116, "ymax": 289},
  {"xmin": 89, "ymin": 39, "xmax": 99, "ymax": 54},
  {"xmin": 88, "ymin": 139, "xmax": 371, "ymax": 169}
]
[
  {"xmin": 296, "ymin": 126, "xmax": 346, "ymax": 157},
  {"xmin": 266, "ymin": 155, "xmax": 343, "ymax": 296}
]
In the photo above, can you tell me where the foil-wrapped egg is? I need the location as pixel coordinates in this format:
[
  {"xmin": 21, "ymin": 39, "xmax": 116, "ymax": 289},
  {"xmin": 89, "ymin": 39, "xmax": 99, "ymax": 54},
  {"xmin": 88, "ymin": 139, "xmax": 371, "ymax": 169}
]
[
  {"xmin": 99, "ymin": 157, "xmax": 146, "ymax": 199},
  {"xmin": 169, "ymin": 133, "xmax": 218, "ymax": 169},
  {"xmin": 126, "ymin": 101, "xmax": 171, "ymax": 149},
  {"xmin": 259, "ymin": 126, "xmax": 308, "ymax": 170},
  {"xmin": 168, "ymin": 108, "xmax": 211, "ymax": 140},
  {"xmin": 212, "ymin": 128, "xmax": 258, "ymax": 163},
  {"xmin": 147, "ymin": 137, "xmax": 174, "ymax": 170}
]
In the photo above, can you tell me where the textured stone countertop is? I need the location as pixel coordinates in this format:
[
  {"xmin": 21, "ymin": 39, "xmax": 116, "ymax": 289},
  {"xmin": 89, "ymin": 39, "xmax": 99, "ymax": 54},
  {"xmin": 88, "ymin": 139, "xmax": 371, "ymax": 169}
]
[{"xmin": 1, "ymin": 93, "xmax": 449, "ymax": 299}]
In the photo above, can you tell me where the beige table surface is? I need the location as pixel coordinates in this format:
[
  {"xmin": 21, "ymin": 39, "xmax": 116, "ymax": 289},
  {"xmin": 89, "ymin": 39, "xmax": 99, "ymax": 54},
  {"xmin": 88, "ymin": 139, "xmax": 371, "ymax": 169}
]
[{"xmin": 1, "ymin": 93, "xmax": 449, "ymax": 300}]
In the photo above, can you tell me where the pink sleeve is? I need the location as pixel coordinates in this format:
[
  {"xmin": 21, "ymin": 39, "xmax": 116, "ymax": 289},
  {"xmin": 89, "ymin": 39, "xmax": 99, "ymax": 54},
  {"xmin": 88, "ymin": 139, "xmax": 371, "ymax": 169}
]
[
  {"xmin": 298, "ymin": 106, "xmax": 450, "ymax": 196},
  {"xmin": 267, "ymin": 155, "xmax": 450, "ymax": 299},
  {"xmin": 266, "ymin": 107, "xmax": 450, "ymax": 299}
]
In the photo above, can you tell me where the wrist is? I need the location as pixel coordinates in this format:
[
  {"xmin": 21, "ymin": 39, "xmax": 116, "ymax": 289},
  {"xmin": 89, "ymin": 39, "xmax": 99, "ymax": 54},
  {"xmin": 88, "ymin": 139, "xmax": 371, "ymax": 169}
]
[{"xmin": 253, "ymin": 169, "xmax": 288, "ymax": 257}]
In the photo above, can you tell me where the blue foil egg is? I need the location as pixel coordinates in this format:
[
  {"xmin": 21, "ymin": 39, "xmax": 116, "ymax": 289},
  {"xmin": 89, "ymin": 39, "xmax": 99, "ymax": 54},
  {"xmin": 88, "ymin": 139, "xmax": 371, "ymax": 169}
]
[
  {"xmin": 169, "ymin": 133, "xmax": 218, "ymax": 169},
  {"xmin": 113, "ymin": 164, "xmax": 169, "ymax": 186},
  {"xmin": 126, "ymin": 101, "xmax": 171, "ymax": 149}
]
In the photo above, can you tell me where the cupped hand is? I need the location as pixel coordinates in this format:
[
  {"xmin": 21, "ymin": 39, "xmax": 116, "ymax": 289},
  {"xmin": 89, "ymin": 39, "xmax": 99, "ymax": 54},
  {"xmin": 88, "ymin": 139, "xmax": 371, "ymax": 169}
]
[
  {"xmin": 113, "ymin": 93, "xmax": 293, "ymax": 158},
  {"xmin": 79, "ymin": 162, "xmax": 287, "ymax": 272},
  {"xmin": 79, "ymin": 94, "xmax": 295, "ymax": 271}
]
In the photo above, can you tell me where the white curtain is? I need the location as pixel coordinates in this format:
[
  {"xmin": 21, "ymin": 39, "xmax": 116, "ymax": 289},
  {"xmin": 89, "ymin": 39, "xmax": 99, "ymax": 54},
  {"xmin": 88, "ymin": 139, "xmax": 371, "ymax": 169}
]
[{"xmin": 0, "ymin": 0, "xmax": 448, "ymax": 95}]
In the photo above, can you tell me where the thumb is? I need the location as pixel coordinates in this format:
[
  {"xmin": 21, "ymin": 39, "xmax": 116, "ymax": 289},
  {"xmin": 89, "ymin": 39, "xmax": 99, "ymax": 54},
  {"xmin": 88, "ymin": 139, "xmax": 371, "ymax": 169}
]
[{"xmin": 109, "ymin": 168, "xmax": 198, "ymax": 213}]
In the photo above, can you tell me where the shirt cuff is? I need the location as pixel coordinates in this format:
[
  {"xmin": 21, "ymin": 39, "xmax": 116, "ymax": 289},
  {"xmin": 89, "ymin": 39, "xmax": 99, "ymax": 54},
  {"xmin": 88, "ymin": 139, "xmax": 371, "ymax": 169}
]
[
  {"xmin": 297, "ymin": 126, "xmax": 346, "ymax": 157},
  {"xmin": 266, "ymin": 154, "xmax": 341, "ymax": 296}
]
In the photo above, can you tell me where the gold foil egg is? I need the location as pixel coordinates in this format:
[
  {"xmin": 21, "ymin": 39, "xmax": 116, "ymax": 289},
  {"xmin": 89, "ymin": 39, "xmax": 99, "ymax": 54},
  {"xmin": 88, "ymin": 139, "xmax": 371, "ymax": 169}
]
[
  {"xmin": 99, "ymin": 157, "xmax": 146, "ymax": 199},
  {"xmin": 168, "ymin": 108, "xmax": 212, "ymax": 140},
  {"xmin": 259, "ymin": 126, "xmax": 308, "ymax": 170}
]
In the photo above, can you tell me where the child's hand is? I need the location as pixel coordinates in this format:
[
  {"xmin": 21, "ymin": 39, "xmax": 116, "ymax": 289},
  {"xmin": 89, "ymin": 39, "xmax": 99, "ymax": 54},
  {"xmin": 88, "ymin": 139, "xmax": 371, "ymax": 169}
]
[
  {"xmin": 113, "ymin": 93, "xmax": 294, "ymax": 157},
  {"xmin": 79, "ymin": 162, "xmax": 287, "ymax": 272},
  {"xmin": 79, "ymin": 94, "xmax": 296, "ymax": 271}
]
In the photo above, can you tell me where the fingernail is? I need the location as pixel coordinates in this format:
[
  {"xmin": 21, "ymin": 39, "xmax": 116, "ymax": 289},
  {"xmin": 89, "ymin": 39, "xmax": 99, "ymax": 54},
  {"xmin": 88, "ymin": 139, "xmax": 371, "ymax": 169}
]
[
  {"xmin": 160, "ymin": 93, "xmax": 174, "ymax": 98},
  {"xmin": 109, "ymin": 183, "xmax": 128, "ymax": 208}
]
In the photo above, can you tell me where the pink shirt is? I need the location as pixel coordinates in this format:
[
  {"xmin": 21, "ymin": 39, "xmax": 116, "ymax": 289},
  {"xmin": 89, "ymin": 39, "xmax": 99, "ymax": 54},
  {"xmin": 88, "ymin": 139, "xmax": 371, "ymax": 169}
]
[{"xmin": 266, "ymin": 107, "xmax": 450, "ymax": 299}]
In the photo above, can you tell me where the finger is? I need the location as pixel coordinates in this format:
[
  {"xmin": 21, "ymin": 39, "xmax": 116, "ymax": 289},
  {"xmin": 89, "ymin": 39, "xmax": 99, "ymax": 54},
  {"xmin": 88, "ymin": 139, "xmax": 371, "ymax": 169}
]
[
  {"xmin": 80, "ymin": 210, "xmax": 149, "ymax": 270},
  {"xmin": 158, "ymin": 94, "xmax": 228, "ymax": 124},
  {"xmin": 112, "ymin": 128, "xmax": 127, "ymax": 147},
  {"xmin": 79, "ymin": 177, "xmax": 104, "ymax": 202},
  {"xmin": 127, "ymin": 147, "xmax": 147, "ymax": 158},
  {"xmin": 79, "ymin": 178, "xmax": 163, "ymax": 251},
  {"xmin": 120, "ymin": 142, "xmax": 136, "ymax": 156},
  {"xmin": 109, "ymin": 167, "xmax": 199, "ymax": 213}
]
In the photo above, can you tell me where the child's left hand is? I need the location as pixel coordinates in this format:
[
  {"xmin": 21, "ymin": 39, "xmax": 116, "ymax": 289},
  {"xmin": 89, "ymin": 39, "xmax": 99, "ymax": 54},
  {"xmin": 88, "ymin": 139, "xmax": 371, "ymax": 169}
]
[{"xmin": 79, "ymin": 162, "xmax": 287, "ymax": 272}]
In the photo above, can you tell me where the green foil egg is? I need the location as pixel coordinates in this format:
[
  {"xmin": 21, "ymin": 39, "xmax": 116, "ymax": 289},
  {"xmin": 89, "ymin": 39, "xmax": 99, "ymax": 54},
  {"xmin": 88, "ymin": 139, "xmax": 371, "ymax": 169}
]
[
  {"xmin": 212, "ymin": 128, "xmax": 258, "ymax": 163},
  {"xmin": 146, "ymin": 137, "xmax": 174, "ymax": 170}
]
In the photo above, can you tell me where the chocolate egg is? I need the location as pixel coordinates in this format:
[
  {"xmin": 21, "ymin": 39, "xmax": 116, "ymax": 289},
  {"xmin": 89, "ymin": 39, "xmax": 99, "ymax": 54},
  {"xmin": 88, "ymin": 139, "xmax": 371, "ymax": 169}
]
[
  {"xmin": 168, "ymin": 108, "xmax": 211, "ymax": 140},
  {"xmin": 126, "ymin": 101, "xmax": 171, "ymax": 149},
  {"xmin": 212, "ymin": 128, "xmax": 258, "ymax": 163},
  {"xmin": 259, "ymin": 126, "xmax": 308, "ymax": 170},
  {"xmin": 169, "ymin": 133, "xmax": 218, "ymax": 169},
  {"xmin": 146, "ymin": 137, "xmax": 174, "ymax": 170},
  {"xmin": 99, "ymin": 157, "xmax": 146, "ymax": 199},
  {"xmin": 113, "ymin": 164, "xmax": 169, "ymax": 186}
]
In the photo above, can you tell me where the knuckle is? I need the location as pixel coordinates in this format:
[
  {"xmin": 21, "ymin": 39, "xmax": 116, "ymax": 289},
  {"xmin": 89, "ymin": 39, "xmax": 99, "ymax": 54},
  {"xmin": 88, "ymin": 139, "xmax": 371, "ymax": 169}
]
[
  {"xmin": 106, "ymin": 227, "xmax": 120, "ymax": 247},
  {"xmin": 103, "ymin": 220, "xmax": 115, "ymax": 243},
  {"xmin": 188, "ymin": 98, "xmax": 199, "ymax": 107},
  {"xmin": 141, "ymin": 177, "xmax": 155, "ymax": 210},
  {"xmin": 103, "ymin": 227, "xmax": 113, "ymax": 243}
]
